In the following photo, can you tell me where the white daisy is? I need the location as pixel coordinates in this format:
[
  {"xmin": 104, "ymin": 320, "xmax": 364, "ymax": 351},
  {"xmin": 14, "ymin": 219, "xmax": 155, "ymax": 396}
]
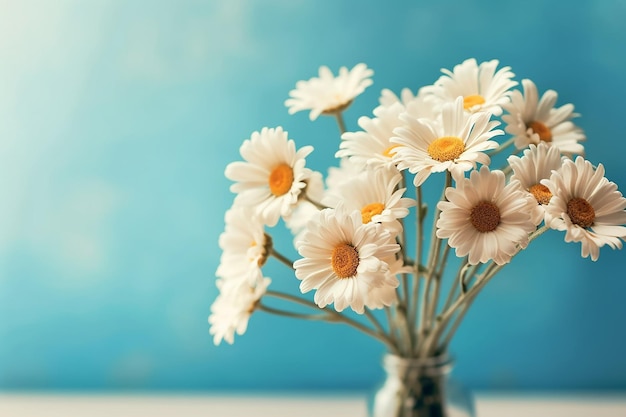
[
  {"xmin": 325, "ymin": 157, "xmax": 364, "ymax": 193},
  {"xmin": 208, "ymin": 277, "xmax": 271, "ymax": 345},
  {"xmin": 225, "ymin": 127, "xmax": 313, "ymax": 227},
  {"xmin": 285, "ymin": 63, "xmax": 374, "ymax": 120},
  {"xmin": 542, "ymin": 157, "xmax": 626, "ymax": 261},
  {"xmin": 322, "ymin": 166, "xmax": 415, "ymax": 234},
  {"xmin": 507, "ymin": 142, "xmax": 565, "ymax": 225},
  {"xmin": 421, "ymin": 58, "xmax": 518, "ymax": 116},
  {"xmin": 436, "ymin": 166, "xmax": 538, "ymax": 265},
  {"xmin": 336, "ymin": 101, "xmax": 407, "ymax": 169},
  {"xmin": 501, "ymin": 78, "xmax": 586, "ymax": 155},
  {"xmin": 216, "ymin": 205, "xmax": 268, "ymax": 287},
  {"xmin": 363, "ymin": 255, "xmax": 411, "ymax": 309},
  {"xmin": 378, "ymin": 87, "xmax": 417, "ymax": 109},
  {"xmin": 294, "ymin": 208, "xmax": 400, "ymax": 313},
  {"xmin": 391, "ymin": 96, "xmax": 503, "ymax": 187}
]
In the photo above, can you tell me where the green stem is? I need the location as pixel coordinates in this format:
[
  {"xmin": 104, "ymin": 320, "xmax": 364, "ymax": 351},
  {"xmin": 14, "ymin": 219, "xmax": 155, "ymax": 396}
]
[
  {"xmin": 270, "ymin": 248, "xmax": 295, "ymax": 270},
  {"xmin": 305, "ymin": 195, "xmax": 328, "ymax": 211},
  {"xmin": 408, "ymin": 186, "xmax": 425, "ymax": 342},
  {"xmin": 422, "ymin": 225, "xmax": 550, "ymax": 355},
  {"xmin": 265, "ymin": 290, "xmax": 399, "ymax": 353},
  {"xmin": 487, "ymin": 136, "xmax": 516, "ymax": 158}
]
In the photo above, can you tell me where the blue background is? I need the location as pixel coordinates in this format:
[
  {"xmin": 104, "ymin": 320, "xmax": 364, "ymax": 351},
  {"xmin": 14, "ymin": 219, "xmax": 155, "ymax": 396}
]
[{"xmin": 0, "ymin": 0, "xmax": 625, "ymax": 393}]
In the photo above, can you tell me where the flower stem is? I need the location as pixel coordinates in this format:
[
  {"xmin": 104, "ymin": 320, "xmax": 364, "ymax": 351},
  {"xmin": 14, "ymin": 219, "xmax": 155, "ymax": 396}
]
[
  {"xmin": 334, "ymin": 111, "xmax": 347, "ymax": 135},
  {"xmin": 487, "ymin": 136, "xmax": 516, "ymax": 158},
  {"xmin": 270, "ymin": 248, "xmax": 295, "ymax": 270},
  {"xmin": 305, "ymin": 195, "xmax": 328, "ymax": 210},
  {"xmin": 265, "ymin": 290, "xmax": 399, "ymax": 353}
]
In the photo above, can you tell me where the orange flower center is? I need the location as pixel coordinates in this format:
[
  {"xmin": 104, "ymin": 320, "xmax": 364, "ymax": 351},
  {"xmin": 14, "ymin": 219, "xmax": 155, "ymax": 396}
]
[
  {"xmin": 383, "ymin": 144, "xmax": 399, "ymax": 158},
  {"xmin": 529, "ymin": 183, "xmax": 553, "ymax": 205},
  {"xmin": 567, "ymin": 197, "xmax": 595, "ymax": 228},
  {"xmin": 331, "ymin": 243, "xmax": 359, "ymax": 278},
  {"xmin": 463, "ymin": 94, "xmax": 485, "ymax": 110},
  {"xmin": 428, "ymin": 136, "xmax": 465, "ymax": 162},
  {"xmin": 529, "ymin": 121, "xmax": 553, "ymax": 142},
  {"xmin": 361, "ymin": 202, "xmax": 385, "ymax": 224},
  {"xmin": 268, "ymin": 163, "xmax": 294, "ymax": 196},
  {"xmin": 470, "ymin": 201, "xmax": 501, "ymax": 233}
]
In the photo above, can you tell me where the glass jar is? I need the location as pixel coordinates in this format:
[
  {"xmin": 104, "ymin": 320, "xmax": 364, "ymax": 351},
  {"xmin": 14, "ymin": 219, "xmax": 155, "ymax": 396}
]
[{"xmin": 368, "ymin": 353, "xmax": 474, "ymax": 417}]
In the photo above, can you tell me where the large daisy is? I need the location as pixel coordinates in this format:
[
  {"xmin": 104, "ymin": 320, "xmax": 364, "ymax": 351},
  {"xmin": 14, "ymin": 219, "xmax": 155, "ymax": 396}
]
[
  {"xmin": 436, "ymin": 166, "xmax": 538, "ymax": 265},
  {"xmin": 208, "ymin": 277, "xmax": 271, "ymax": 345},
  {"xmin": 322, "ymin": 166, "xmax": 415, "ymax": 234},
  {"xmin": 391, "ymin": 96, "xmax": 503, "ymax": 186},
  {"xmin": 542, "ymin": 157, "xmax": 626, "ymax": 261},
  {"xmin": 501, "ymin": 79, "xmax": 586, "ymax": 155},
  {"xmin": 294, "ymin": 208, "xmax": 400, "ymax": 313},
  {"xmin": 507, "ymin": 142, "xmax": 565, "ymax": 226},
  {"xmin": 422, "ymin": 58, "xmax": 518, "ymax": 116},
  {"xmin": 285, "ymin": 63, "xmax": 374, "ymax": 120},
  {"xmin": 216, "ymin": 205, "xmax": 268, "ymax": 287},
  {"xmin": 225, "ymin": 127, "xmax": 313, "ymax": 227}
]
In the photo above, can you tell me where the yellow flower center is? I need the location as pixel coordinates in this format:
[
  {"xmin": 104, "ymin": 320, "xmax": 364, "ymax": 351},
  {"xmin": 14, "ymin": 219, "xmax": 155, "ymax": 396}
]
[
  {"xmin": 268, "ymin": 163, "xmax": 294, "ymax": 196},
  {"xmin": 529, "ymin": 183, "xmax": 553, "ymax": 205},
  {"xmin": 383, "ymin": 144, "xmax": 399, "ymax": 158},
  {"xmin": 331, "ymin": 243, "xmax": 359, "ymax": 278},
  {"xmin": 529, "ymin": 121, "xmax": 553, "ymax": 142},
  {"xmin": 463, "ymin": 94, "xmax": 485, "ymax": 110},
  {"xmin": 567, "ymin": 197, "xmax": 595, "ymax": 228},
  {"xmin": 427, "ymin": 136, "xmax": 465, "ymax": 162},
  {"xmin": 361, "ymin": 202, "xmax": 385, "ymax": 224},
  {"xmin": 470, "ymin": 201, "xmax": 501, "ymax": 233}
]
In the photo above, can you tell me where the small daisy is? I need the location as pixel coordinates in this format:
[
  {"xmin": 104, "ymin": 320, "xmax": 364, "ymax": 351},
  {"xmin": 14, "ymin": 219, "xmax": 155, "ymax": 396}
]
[
  {"xmin": 507, "ymin": 142, "xmax": 565, "ymax": 225},
  {"xmin": 422, "ymin": 58, "xmax": 518, "ymax": 116},
  {"xmin": 336, "ymin": 101, "xmax": 407, "ymax": 169},
  {"xmin": 208, "ymin": 277, "xmax": 271, "ymax": 345},
  {"xmin": 436, "ymin": 166, "xmax": 538, "ymax": 265},
  {"xmin": 225, "ymin": 127, "xmax": 313, "ymax": 227},
  {"xmin": 216, "ymin": 205, "xmax": 269, "ymax": 287},
  {"xmin": 501, "ymin": 79, "xmax": 586, "ymax": 155},
  {"xmin": 542, "ymin": 157, "xmax": 626, "ymax": 261},
  {"xmin": 285, "ymin": 63, "xmax": 374, "ymax": 120},
  {"xmin": 391, "ymin": 96, "xmax": 503, "ymax": 187},
  {"xmin": 322, "ymin": 166, "xmax": 415, "ymax": 234},
  {"xmin": 294, "ymin": 208, "xmax": 400, "ymax": 313}
]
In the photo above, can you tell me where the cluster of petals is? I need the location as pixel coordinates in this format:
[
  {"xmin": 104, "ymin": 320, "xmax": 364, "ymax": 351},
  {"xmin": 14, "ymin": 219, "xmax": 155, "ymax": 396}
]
[
  {"xmin": 502, "ymin": 79, "xmax": 586, "ymax": 155},
  {"xmin": 421, "ymin": 58, "xmax": 518, "ymax": 116},
  {"xmin": 542, "ymin": 157, "xmax": 626, "ymax": 261},
  {"xmin": 285, "ymin": 63, "xmax": 374, "ymax": 120},
  {"xmin": 436, "ymin": 166, "xmax": 538, "ymax": 265},
  {"xmin": 225, "ymin": 126, "xmax": 314, "ymax": 227},
  {"xmin": 391, "ymin": 96, "xmax": 502, "ymax": 186},
  {"xmin": 294, "ymin": 207, "xmax": 401, "ymax": 313}
]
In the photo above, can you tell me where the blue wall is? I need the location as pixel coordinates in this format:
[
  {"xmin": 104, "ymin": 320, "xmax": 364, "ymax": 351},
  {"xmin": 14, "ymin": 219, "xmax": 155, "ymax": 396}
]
[{"xmin": 0, "ymin": 0, "xmax": 625, "ymax": 392}]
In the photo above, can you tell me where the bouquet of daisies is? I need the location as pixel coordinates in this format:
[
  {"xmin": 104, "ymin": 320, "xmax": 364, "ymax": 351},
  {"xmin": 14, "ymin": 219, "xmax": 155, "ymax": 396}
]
[{"xmin": 209, "ymin": 58, "xmax": 626, "ymax": 359}]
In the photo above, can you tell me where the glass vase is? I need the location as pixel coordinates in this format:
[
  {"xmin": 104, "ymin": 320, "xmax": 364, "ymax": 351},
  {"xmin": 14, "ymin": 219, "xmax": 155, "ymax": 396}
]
[{"xmin": 368, "ymin": 353, "xmax": 474, "ymax": 417}]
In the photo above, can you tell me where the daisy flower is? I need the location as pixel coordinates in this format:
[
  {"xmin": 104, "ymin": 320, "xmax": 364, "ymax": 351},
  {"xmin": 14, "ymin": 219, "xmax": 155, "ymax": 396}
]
[
  {"xmin": 391, "ymin": 96, "xmax": 503, "ymax": 187},
  {"xmin": 208, "ymin": 277, "xmax": 271, "ymax": 345},
  {"xmin": 322, "ymin": 166, "xmax": 415, "ymax": 234},
  {"xmin": 436, "ymin": 166, "xmax": 538, "ymax": 265},
  {"xmin": 285, "ymin": 63, "xmax": 374, "ymax": 120},
  {"xmin": 225, "ymin": 127, "xmax": 313, "ymax": 227},
  {"xmin": 501, "ymin": 79, "xmax": 586, "ymax": 155},
  {"xmin": 216, "ymin": 205, "xmax": 269, "ymax": 287},
  {"xmin": 422, "ymin": 58, "xmax": 518, "ymax": 116},
  {"xmin": 325, "ymin": 157, "xmax": 364, "ymax": 193},
  {"xmin": 542, "ymin": 157, "xmax": 626, "ymax": 261},
  {"xmin": 507, "ymin": 142, "xmax": 565, "ymax": 225},
  {"xmin": 363, "ymin": 255, "xmax": 411, "ymax": 309},
  {"xmin": 336, "ymin": 101, "xmax": 407, "ymax": 169},
  {"xmin": 294, "ymin": 208, "xmax": 400, "ymax": 313},
  {"xmin": 378, "ymin": 87, "xmax": 417, "ymax": 109}
]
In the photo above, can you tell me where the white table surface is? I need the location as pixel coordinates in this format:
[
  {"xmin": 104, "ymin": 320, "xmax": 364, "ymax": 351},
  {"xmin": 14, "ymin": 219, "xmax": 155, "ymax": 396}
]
[{"xmin": 1, "ymin": 392, "xmax": 625, "ymax": 416}]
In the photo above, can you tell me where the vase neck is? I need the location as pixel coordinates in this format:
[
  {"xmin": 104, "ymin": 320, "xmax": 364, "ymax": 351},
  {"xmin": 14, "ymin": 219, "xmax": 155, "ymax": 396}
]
[{"xmin": 382, "ymin": 353, "xmax": 453, "ymax": 378}]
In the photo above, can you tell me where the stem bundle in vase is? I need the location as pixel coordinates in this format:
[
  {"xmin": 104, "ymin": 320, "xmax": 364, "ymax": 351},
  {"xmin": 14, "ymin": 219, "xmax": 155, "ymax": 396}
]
[{"xmin": 209, "ymin": 59, "xmax": 626, "ymax": 364}]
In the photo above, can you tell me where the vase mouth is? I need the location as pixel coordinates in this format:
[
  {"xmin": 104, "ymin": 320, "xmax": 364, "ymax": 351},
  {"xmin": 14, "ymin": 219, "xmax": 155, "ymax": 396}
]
[{"xmin": 382, "ymin": 352, "xmax": 454, "ymax": 375}]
